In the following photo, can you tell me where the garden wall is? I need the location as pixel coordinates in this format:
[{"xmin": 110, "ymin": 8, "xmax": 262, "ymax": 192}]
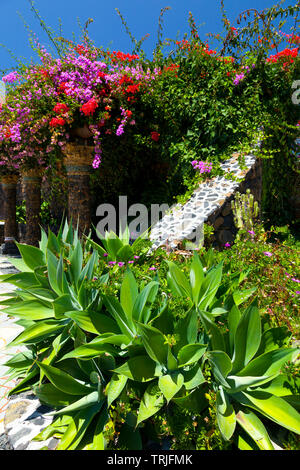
[{"xmin": 150, "ymin": 153, "xmax": 262, "ymax": 250}]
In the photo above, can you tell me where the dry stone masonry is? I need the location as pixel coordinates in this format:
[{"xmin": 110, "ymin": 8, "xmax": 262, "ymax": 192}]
[{"xmin": 150, "ymin": 152, "xmax": 262, "ymax": 250}]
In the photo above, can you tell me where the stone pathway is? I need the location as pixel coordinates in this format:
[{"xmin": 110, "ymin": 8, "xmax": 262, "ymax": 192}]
[
  {"xmin": 0, "ymin": 256, "xmax": 24, "ymax": 436},
  {"xmin": 150, "ymin": 153, "xmax": 257, "ymax": 249}
]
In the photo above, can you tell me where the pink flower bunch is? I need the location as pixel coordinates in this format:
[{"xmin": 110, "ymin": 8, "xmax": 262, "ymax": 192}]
[{"xmin": 191, "ymin": 160, "xmax": 212, "ymax": 173}]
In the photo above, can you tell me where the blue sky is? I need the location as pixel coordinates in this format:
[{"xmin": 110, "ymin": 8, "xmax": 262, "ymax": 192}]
[{"xmin": 0, "ymin": 0, "xmax": 297, "ymax": 71}]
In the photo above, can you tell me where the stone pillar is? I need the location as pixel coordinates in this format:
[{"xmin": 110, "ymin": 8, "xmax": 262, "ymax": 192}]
[
  {"xmin": 62, "ymin": 143, "xmax": 94, "ymax": 235},
  {"xmin": 0, "ymin": 174, "xmax": 19, "ymax": 255},
  {"xmin": 22, "ymin": 168, "xmax": 42, "ymax": 247}
]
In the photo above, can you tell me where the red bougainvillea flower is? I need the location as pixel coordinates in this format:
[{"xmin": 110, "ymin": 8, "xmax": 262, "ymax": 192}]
[
  {"xmin": 80, "ymin": 98, "xmax": 98, "ymax": 116},
  {"xmin": 53, "ymin": 103, "xmax": 69, "ymax": 114},
  {"xmin": 151, "ymin": 131, "xmax": 160, "ymax": 142},
  {"xmin": 49, "ymin": 117, "xmax": 66, "ymax": 127}
]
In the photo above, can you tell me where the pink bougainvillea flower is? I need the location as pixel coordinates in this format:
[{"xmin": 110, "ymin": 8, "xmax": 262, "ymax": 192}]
[
  {"xmin": 263, "ymin": 251, "xmax": 273, "ymax": 257},
  {"xmin": 224, "ymin": 243, "xmax": 231, "ymax": 248}
]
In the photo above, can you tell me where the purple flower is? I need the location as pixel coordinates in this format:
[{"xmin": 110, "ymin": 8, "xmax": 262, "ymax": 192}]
[
  {"xmin": 103, "ymin": 253, "xmax": 108, "ymax": 257},
  {"xmin": 263, "ymin": 251, "xmax": 273, "ymax": 257},
  {"xmin": 149, "ymin": 266, "xmax": 156, "ymax": 271},
  {"xmin": 291, "ymin": 278, "xmax": 300, "ymax": 283},
  {"xmin": 224, "ymin": 242, "xmax": 231, "ymax": 248},
  {"xmin": 118, "ymin": 262, "xmax": 125, "ymax": 267},
  {"xmin": 108, "ymin": 261, "xmax": 116, "ymax": 266},
  {"xmin": 128, "ymin": 260, "xmax": 134, "ymax": 264},
  {"xmin": 296, "ymin": 291, "xmax": 300, "ymax": 294},
  {"xmin": 248, "ymin": 230, "xmax": 255, "ymax": 235},
  {"xmin": 134, "ymin": 255, "xmax": 140, "ymax": 259}
]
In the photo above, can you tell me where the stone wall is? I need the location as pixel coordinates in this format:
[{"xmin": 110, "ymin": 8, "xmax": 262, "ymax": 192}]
[{"xmin": 150, "ymin": 153, "xmax": 262, "ymax": 250}]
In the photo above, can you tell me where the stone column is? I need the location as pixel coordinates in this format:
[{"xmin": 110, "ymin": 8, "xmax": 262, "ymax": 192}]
[
  {"xmin": 62, "ymin": 143, "xmax": 94, "ymax": 235},
  {"xmin": 22, "ymin": 168, "xmax": 42, "ymax": 247},
  {"xmin": 0, "ymin": 174, "xmax": 19, "ymax": 255}
]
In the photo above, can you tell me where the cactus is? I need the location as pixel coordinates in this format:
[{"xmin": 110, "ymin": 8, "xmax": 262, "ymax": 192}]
[{"xmin": 231, "ymin": 189, "xmax": 259, "ymax": 232}]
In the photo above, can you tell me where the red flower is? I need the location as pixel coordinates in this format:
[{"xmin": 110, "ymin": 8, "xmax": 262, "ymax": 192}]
[
  {"xmin": 151, "ymin": 131, "xmax": 160, "ymax": 142},
  {"xmin": 126, "ymin": 110, "xmax": 133, "ymax": 118},
  {"xmin": 53, "ymin": 103, "xmax": 69, "ymax": 114},
  {"xmin": 49, "ymin": 117, "xmax": 66, "ymax": 127},
  {"xmin": 80, "ymin": 98, "xmax": 98, "ymax": 116}
]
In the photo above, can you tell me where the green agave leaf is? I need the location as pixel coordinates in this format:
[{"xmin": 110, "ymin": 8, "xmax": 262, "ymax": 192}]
[
  {"xmin": 137, "ymin": 323, "xmax": 169, "ymax": 366},
  {"xmin": 198, "ymin": 310, "xmax": 226, "ymax": 352},
  {"xmin": 236, "ymin": 409, "xmax": 274, "ymax": 450},
  {"xmin": 173, "ymin": 388, "xmax": 208, "ymax": 414},
  {"xmin": 166, "ymin": 261, "xmax": 192, "ymax": 300},
  {"xmin": 23, "ymin": 287, "xmax": 58, "ymax": 303},
  {"xmin": 69, "ymin": 240, "xmax": 83, "ymax": 287},
  {"xmin": 174, "ymin": 308, "xmax": 198, "ymax": 353},
  {"xmin": 231, "ymin": 300, "xmax": 261, "ymax": 374},
  {"xmin": 34, "ymin": 383, "xmax": 82, "ymax": 408},
  {"xmin": 60, "ymin": 340, "xmax": 119, "ymax": 361},
  {"xmin": 56, "ymin": 403, "xmax": 102, "ymax": 450},
  {"xmin": 3, "ymin": 300, "xmax": 54, "ymax": 320},
  {"xmin": 116, "ymin": 244, "xmax": 134, "ymax": 262},
  {"xmin": 15, "ymin": 242, "xmax": 46, "ymax": 271},
  {"xmin": 136, "ymin": 383, "xmax": 165, "ymax": 425},
  {"xmin": 0, "ymin": 272, "xmax": 40, "ymax": 289},
  {"xmin": 198, "ymin": 262, "xmax": 223, "ymax": 311},
  {"xmin": 47, "ymin": 249, "xmax": 61, "ymax": 295},
  {"xmin": 120, "ymin": 268, "xmax": 138, "ymax": 319},
  {"xmin": 113, "ymin": 356, "xmax": 162, "ymax": 382},
  {"xmin": 182, "ymin": 364, "xmax": 205, "ymax": 391},
  {"xmin": 9, "ymin": 320, "xmax": 65, "ymax": 346},
  {"xmin": 237, "ymin": 390, "xmax": 300, "ymax": 435},
  {"xmin": 65, "ymin": 310, "xmax": 120, "ymax": 335},
  {"xmin": 103, "ymin": 296, "xmax": 135, "ymax": 338},
  {"xmin": 189, "ymin": 252, "xmax": 204, "ymax": 305},
  {"xmin": 232, "ymin": 287, "xmax": 257, "ymax": 307},
  {"xmin": 177, "ymin": 343, "xmax": 207, "ymax": 367},
  {"xmin": 8, "ymin": 369, "xmax": 39, "ymax": 396},
  {"xmin": 226, "ymin": 375, "xmax": 277, "ymax": 393},
  {"xmin": 216, "ymin": 388, "xmax": 236, "ymax": 441},
  {"xmin": 53, "ymin": 294, "xmax": 77, "ymax": 319},
  {"xmin": 207, "ymin": 351, "xmax": 232, "ymax": 388},
  {"xmin": 4, "ymin": 350, "xmax": 34, "ymax": 368},
  {"xmin": 227, "ymin": 304, "xmax": 241, "ymax": 356},
  {"xmin": 256, "ymin": 327, "xmax": 291, "ymax": 355},
  {"xmin": 255, "ymin": 373, "xmax": 297, "ymax": 397},
  {"xmin": 158, "ymin": 372, "xmax": 184, "ymax": 402},
  {"xmin": 83, "ymin": 408, "xmax": 109, "ymax": 450},
  {"xmin": 106, "ymin": 374, "xmax": 128, "ymax": 407},
  {"xmin": 39, "ymin": 227, "xmax": 48, "ymax": 254},
  {"xmin": 237, "ymin": 348, "xmax": 299, "ymax": 378},
  {"xmin": 37, "ymin": 362, "xmax": 94, "ymax": 396},
  {"xmin": 53, "ymin": 392, "xmax": 101, "ymax": 415},
  {"xmin": 132, "ymin": 281, "xmax": 159, "ymax": 324}
]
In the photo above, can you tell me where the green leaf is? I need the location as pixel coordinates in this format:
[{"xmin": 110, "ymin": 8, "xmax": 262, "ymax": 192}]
[
  {"xmin": 173, "ymin": 388, "xmax": 208, "ymax": 414},
  {"xmin": 37, "ymin": 362, "xmax": 93, "ymax": 395},
  {"xmin": 118, "ymin": 423, "xmax": 142, "ymax": 450},
  {"xmin": 189, "ymin": 253, "xmax": 204, "ymax": 304},
  {"xmin": 237, "ymin": 390, "xmax": 300, "ymax": 435},
  {"xmin": 106, "ymin": 374, "xmax": 128, "ymax": 407},
  {"xmin": 166, "ymin": 261, "xmax": 192, "ymax": 300},
  {"xmin": 83, "ymin": 408, "xmax": 108, "ymax": 450},
  {"xmin": 177, "ymin": 343, "xmax": 207, "ymax": 367},
  {"xmin": 53, "ymin": 392, "xmax": 101, "ymax": 415},
  {"xmin": 3, "ymin": 300, "xmax": 54, "ymax": 320},
  {"xmin": 228, "ymin": 304, "xmax": 241, "ymax": 356},
  {"xmin": 9, "ymin": 320, "xmax": 64, "ymax": 346},
  {"xmin": 34, "ymin": 383, "xmax": 81, "ymax": 408},
  {"xmin": 57, "ymin": 403, "xmax": 102, "ymax": 450},
  {"xmin": 120, "ymin": 269, "xmax": 138, "ymax": 319},
  {"xmin": 216, "ymin": 388, "xmax": 236, "ymax": 441},
  {"xmin": 137, "ymin": 323, "xmax": 168, "ymax": 365},
  {"xmin": 207, "ymin": 351, "xmax": 232, "ymax": 388},
  {"xmin": 198, "ymin": 310, "xmax": 226, "ymax": 351},
  {"xmin": 15, "ymin": 243, "xmax": 46, "ymax": 270},
  {"xmin": 113, "ymin": 356, "xmax": 162, "ymax": 382},
  {"xmin": 237, "ymin": 348, "xmax": 299, "ymax": 378},
  {"xmin": 231, "ymin": 300, "xmax": 261, "ymax": 374},
  {"xmin": 182, "ymin": 364, "xmax": 205, "ymax": 390},
  {"xmin": 0, "ymin": 272, "xmax": 40, "ymax": 289},
  {"xmin": 65, "ymin": 310, "xmax": 120, "ymax": 335},
  {"xmin": 236, "ymin": 409, "xmax": 274, "ymax": 450},
  {"xmin": 132, "ymin": 281, "xmax": 159, "ymax": 324},
  {"xmin": 158, "ymin": 373, "xmax": 184, "ymax": 402},
  {"xmin": 256, "ymin": 327, "xmax": 291, "ymax": 355},
  {"xmin": 232, "ymin": 287, "xmax": 257, "ymax": 306},
  {"xmin": 137, "ymin": 383, "xmax": 164, "ymax": 425},
  {"xmin": 69, "ymin": 240, "xmax": 83, "ymax": 287},
  {"xmin": 198, "ymin": 262, "xmax": 223, "ymax": 310},
  {"xmin": 226, "ymin": 375, "xmax": 276, "ymax": 393},
  {"xmin": 103, "ymin": 296, "xmax": 135, "ymax": 338}
]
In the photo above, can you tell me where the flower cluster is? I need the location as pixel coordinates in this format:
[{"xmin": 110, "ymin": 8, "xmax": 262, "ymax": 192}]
[{"xmin": 191, "ymin": 160, "xmax": 212, "ymax": 173}]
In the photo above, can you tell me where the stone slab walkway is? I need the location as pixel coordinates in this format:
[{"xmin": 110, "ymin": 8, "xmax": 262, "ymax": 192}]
[{"xmin": 0, "ymin": 256, "xmax": 25, "ymax": 435}]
